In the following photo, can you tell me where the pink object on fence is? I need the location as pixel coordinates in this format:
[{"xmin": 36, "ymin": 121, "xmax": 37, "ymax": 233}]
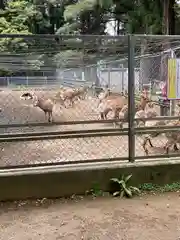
[
  {"xmin": 162, "ymin": 83, "xmax": 167, "ymax": 97},
  {"xmin": 159, "ymin": 82, "xmax": 168, "ymax": 100}
]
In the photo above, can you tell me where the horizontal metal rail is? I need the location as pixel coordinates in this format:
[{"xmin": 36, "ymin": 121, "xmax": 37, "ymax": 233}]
[
  {"xmin": 0, "ymin": 34, "xmax": 127, "ymax": 39},
  {"xmin": 0, "ymin": 128, "xmax": 128, "ymax": 138},
  {"xmin": 134, "ymin": 34, "xmax": 180, "ymax": 39},
  {"xmin": 135, "ymin": 128, "xmax": 180, "ymax": 135},
  {"xmin": 0, "ymin": 127, "xmax": 178, "ymax": 141},
  {"xmin": 136, "ymin": 125, "xmax": 180, "ymax": 131},
  {"xmin": 135, "ymin": 116, "xmax": 180, "ymax": 121},
  {"xmin": 0, "ymin": 119, "xmax": 128, "ymax": 128},
  {"xmin": 1, "ymin": 158, "xmax": 180, "ymax": 178},
  {"xmin": 0, "ymin": 123, "xmax": 179, "ymax": 138},
  {"xmin": 0, "ymin": 33, "xmax": 179, "ymax": 40},
  {"xmin": 0, "ymin": 124, "xmax": 179, "ymax": 140},
  {"xmin": 0, "ymin": 157, "xmax": 129, "ymax": 170},
  {"xmin": 0, "ymin": 116, "xmax": 179, "ymax": 129},
  {"xmin": 2, "ymin": 153, "xmax": 180, "ymax": 170},
  {"xmin": 0, "ymin": 131, "xmax": 128, "ymax": 143},
  {"xmin": 135, "ymin": 154, "xmax": 180, "ymax": 160}
]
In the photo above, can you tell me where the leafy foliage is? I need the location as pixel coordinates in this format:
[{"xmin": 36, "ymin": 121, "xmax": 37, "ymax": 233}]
[
  {"xmin": 126, "ymin": 0, "xmax": 163, "ymax": 34},
  {"xmin": 0, "ymin": 0, "xmax": 42, "ymax": 34},
  {"xmin": 110, "ymin": 174, "xmax": 141, "ymax": 198},
  {"xmin": 0, "ymin": 0, "xmax": 44, "ymax": 75},
  {"xmin": 86, "ymin": 182, "xmax": 104, "ymax": 197}
]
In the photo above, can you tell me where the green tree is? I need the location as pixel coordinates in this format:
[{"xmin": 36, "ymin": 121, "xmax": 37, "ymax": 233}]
[
  {"xmin": 57, "ymin": 0, "xmax": 113, "ymax": 34},
  {"xmin": 0, "ymin": 0, "xmax": 44, "ymax": 75}
]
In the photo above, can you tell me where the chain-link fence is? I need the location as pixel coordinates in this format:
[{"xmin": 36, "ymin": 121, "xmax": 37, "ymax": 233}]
[
  {"xmin": 1, "ymin": 34, "xmax": 180, "ymax": 168},
  {"xmin": 0, "ymin": 34, "xmax": 129, "ymax": 168},
  {"xmin": 134, "ymin": 35, "xmax": 180, "ymax": 159}
]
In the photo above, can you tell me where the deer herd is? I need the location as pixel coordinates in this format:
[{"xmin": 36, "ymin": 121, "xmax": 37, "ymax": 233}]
[{"xmin": 20, "ymin": 85, "xmax": 180, "ymax": 156}]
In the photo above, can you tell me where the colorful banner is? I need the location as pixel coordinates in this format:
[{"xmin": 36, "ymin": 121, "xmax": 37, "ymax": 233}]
[
  {"xmin": 167, "ymin": 58, "xmax": 176, "ymax": 99},
  {"xmin": 176, "ymin": 59, "xmax": 180, "ymax": 99},
  {"xmin": 167, "ymin": 58, "xmax": 180, "ymax": 99}
]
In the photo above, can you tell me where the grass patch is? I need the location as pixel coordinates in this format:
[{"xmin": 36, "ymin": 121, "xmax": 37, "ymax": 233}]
[
  {"xmin": 139, "ymin": 182, "xmax": 180, "ymax": 193},
  {"xmin": 87, "ymin": 181, "xmax": 180, "ymax": 199}
]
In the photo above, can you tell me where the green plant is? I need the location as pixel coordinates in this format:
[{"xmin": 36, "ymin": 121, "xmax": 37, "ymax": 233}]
[
  {"xmin": 139, "ymin": 182, "xmax": 180, "ymax": 193},
  {"xmin": 110, "ymin": 174, "xmax": 141, "ymax": 198},
  {"xmin": 86, "ymin": 182, "xmax": 104, "ymax": 197}
]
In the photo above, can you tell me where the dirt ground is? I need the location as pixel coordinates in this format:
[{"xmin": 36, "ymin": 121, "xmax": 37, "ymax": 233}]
[
  {"xmin": 0, "ymin": 88, "xmax": 178, "ymax": 167},
  {"xmin": 0, "ymin": 192, "xmax": 180, "ymax": 240}
]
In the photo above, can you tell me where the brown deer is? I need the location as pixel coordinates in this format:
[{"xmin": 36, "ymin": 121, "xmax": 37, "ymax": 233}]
[{"xmin": 20, "ymin": 92, "xmax": 54, "ymax": 122}]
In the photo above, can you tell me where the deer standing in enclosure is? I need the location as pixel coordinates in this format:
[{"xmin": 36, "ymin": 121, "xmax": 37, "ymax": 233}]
[
  {"xmin": 20, "ymin": 92, "xmax": 55, "ymax": 122},
  {"xmin": 97, "ymin": 88, "xmax": 150, "ymax": 127},
  {"xmin": 140, "ymin": 102, "xmax": 179, "ymax": 155},
  {"xmin": 57, "ymin": 86, "xmax": 88, "ymax": 108}
]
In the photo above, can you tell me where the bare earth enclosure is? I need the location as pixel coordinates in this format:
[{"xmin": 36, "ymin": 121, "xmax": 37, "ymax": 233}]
[
  {"xmin": 0, "ymin": 192, "xmax": 180, "ymax": 240},
  {"xmin": 0, "ymin": 88, "xmax": 176, "ymax": 167}
]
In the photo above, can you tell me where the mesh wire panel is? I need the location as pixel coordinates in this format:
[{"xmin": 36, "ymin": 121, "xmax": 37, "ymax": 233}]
[
  {"xmin": 0, "ymin": 34, "xmax": 129, "ymax": 167},
  {"xmin": 1, "ymin": 34, "xmax": 180, "ymax": 165},
  {"xmin": 134, "ymin": 36, "xmax": 180, "ymax": 94},
  {"xmin": 0, "ymin": 35, "xmax": 129, "ymax": 123},
  {"xmin": 0, "ymin": 135, "xmax": 128, "ymax": 167},
  {"xmin": 134, "ymin": 35, "xmax": 180, "ymax": 159}
]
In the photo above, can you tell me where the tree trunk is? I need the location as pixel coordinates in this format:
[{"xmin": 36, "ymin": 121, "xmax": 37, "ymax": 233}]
[
  {"xmin": 160, "ymin": 0, "xmax": 175, "ymax": 83},
  {"xmin": 0, "ymin": 0, "xmax": 5, "ymax": 9}
]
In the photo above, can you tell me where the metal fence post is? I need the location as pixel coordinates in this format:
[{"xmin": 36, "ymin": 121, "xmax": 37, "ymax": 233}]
[
  {"xmin": 7, "ymin": 77, "xmax": 10, "ymax": 87},
  {"xmin": 108, "ymin": 66, "xmax": 111, "ymax": 88},
  {"xmin": 121, "ymin": 64, "xmax": 124, "ymax": 92},
  {"xmin": 26, "ymin": 75, "xmax": 29, "ymax": 86},
  {"xmin": 128, "ymin": 35, "xmax": 135, "ymax": 163}
]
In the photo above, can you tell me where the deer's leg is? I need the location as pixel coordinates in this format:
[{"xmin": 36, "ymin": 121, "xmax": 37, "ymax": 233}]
[
  {"xmin": 164, "ymin": 139, "xmax": 174, "ymax": 155},
  {"xmin": 65, "ymin": 98, "xmax": 71, "ymax": 108},
  {"xmin": 47, "ymin": 112, "xmax": 51, "ymax": 123},
  {"xmin": 104, "ymin": 109, "xmax": 110, "ymax": 120},
  {"xmin": 100, "ymin": 108, "xmax": 109, "ymax": 120},
  {"xmin": 45, "ymin": 111, "xmax": 52, "ymax": 123},
  {"xmin": 115, "ymin": 108, "xmax": 121, "ymax": 119},
  {"xmin": 44, "ymin": 111, "xmax": 47, "ymax": 121},
  {"xmin": 63, "ymin": 98, "xmax": 68, "ymax": 108},
  {"xmin": 134, "ymin": 119, "xmax": 138, "ymax": 127},
  {"xmin": 69, "ymin": 98, "xmax": 74, "ymax": 107},
  {"xmin": 100, "ymin": 112, "xmax": 105, "ymax": 120},
  {"xmin": 164, "ymin": 143, "xmax": 169, "ymax": 155},
  {"xmin": 49, "ymin": 112, "xmax": 53, "ymax": 122},
  {"xmin": 118, "ymin": 123, "xmax": 123, "ymax": 129},
  {"xmin": 71, "ymin": 97, "xmax": 75, "ymax": 107},
  {"xmin": 142, "ymin": 137, "xmax": 149, "ymax": 155},
  {"xmin": 63, "ymin": 101, "xmax": 66, "ymax": 108},
  {"xmin": 148, "ymin": 138, "xmax": 153, "ymax": 147},
  {"xmin": 112, "ymin": 108, "xmax": 121, "ymax": 128},
  {"xmin": 112, "ymin": 111, "xmax": 117, "ymax": 128},
  {"xmin": 111, "ymin": 110, "xmax": 116, "ymax": 128},
  {"xmin": 173, "ymin": 143, "xmax": 179, "ymax": 151}
]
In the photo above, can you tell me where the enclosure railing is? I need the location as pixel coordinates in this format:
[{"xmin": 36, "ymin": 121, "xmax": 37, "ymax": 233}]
[{"xmin": 0, "ymin": 34, "xmax": 180, "ymax": 169}]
